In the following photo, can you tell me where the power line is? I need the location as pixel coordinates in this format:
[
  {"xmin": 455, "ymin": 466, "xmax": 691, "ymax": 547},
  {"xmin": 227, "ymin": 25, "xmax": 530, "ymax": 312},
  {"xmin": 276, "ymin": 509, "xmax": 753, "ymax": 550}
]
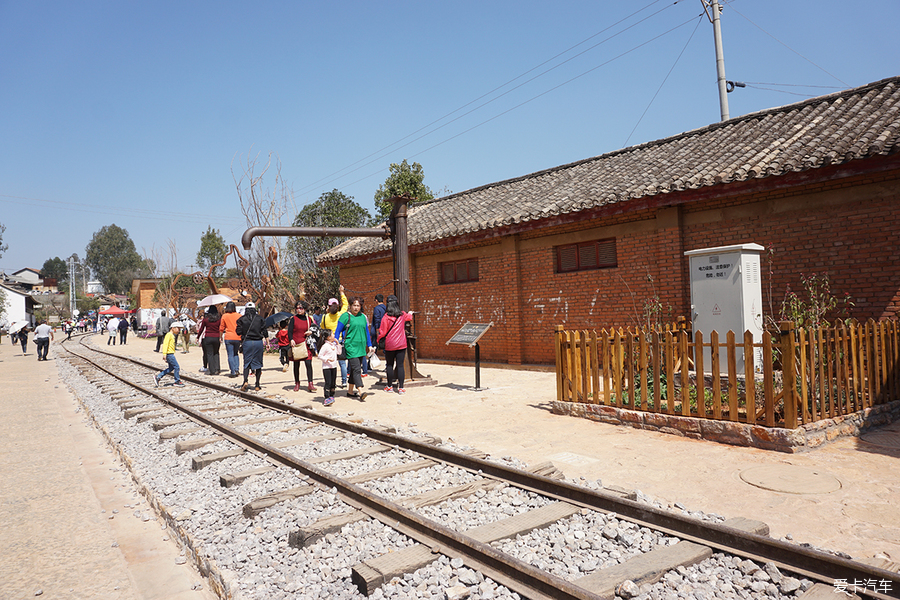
[
  {"xmin": 623, "ymin": 15, "xmax": 704, "ymax": 147},
  {"xmin": 294, "ymin": 0, "xmax": 687, "ymax": 198},
  {"xmin": 332, "ymin": 13, "xmax": 704, "ymax": 194},
  {"xmin": 723, "ymin": 1, "xmax": 849, "ymax": 87},
  {"xmin": 0, "ymin": 193, "xmax": 245, "ymax": 226}
]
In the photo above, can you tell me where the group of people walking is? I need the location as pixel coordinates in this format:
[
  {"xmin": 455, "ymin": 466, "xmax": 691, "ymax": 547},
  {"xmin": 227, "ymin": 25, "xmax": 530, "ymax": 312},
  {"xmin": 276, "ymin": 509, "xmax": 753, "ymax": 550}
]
[{"xmin": 151, "ymin": 284, "xmax": 415, "ymax": 407}]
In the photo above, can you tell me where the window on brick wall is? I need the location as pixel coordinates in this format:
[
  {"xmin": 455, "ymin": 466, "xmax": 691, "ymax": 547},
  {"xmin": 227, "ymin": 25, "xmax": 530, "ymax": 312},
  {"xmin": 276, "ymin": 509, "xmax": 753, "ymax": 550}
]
[
  {"xmin": 556, "ymin": 238, "xmax": 617, "ymax": 273},
  {"xmin": 440, "ymin": 258, "xmax": 479, "ymax": 284}
]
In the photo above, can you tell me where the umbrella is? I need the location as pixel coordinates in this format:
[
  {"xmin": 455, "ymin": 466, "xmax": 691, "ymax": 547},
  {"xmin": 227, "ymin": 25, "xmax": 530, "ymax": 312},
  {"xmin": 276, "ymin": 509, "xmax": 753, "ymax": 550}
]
[
  {"xmin": 197, "ymin": 294, "xmax": 233, "ymax": 307},
  {"xmin": 264, "ymin": 311, "xmax": 293, "ymax": 329},
  {"xmin": 8, "ymin": 321, "xmax": 29, "ymax": 334},
  {"xmin": 99, "ymin": 306, "xmax": 130, "ymax": 316}
]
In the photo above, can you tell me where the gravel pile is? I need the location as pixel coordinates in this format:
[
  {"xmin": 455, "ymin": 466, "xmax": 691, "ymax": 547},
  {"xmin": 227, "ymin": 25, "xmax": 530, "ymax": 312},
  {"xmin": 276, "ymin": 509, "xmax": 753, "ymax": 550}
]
[{"xmin": 62, "ymin": 358, "xmax": 818, "ymax": 600}]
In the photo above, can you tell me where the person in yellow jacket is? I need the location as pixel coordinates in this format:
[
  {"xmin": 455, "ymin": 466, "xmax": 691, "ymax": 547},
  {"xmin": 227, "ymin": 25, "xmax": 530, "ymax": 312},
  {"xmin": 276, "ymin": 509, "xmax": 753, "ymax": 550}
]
[
  {"xmin": 320, "ymin": 285, "xmax": 349, "ymax": 386},
  {"xmin": 154, "ymin": 322, "xmax": 185, "ymax": 387}
]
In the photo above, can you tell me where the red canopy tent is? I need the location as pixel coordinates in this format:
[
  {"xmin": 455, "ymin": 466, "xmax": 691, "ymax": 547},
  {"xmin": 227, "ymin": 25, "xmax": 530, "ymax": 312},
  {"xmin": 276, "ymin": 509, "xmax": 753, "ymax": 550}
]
[{"xmin": 99, "ymin": 306, "xmax": 132, "ymax": 316}]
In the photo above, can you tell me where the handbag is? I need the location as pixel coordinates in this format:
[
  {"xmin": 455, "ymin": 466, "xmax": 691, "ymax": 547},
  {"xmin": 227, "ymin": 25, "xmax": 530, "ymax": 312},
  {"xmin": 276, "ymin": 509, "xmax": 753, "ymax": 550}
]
[{"xmin": 292, "ymin": 343, "xmax": 309, "ymax": 360}]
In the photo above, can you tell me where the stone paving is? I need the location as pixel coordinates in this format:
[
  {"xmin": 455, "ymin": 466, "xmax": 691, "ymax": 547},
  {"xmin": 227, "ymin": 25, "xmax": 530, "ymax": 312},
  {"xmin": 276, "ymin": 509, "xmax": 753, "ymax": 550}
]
[{"xmin": 0, "ymin": 334, "xmax": 215, "ymax": 600}]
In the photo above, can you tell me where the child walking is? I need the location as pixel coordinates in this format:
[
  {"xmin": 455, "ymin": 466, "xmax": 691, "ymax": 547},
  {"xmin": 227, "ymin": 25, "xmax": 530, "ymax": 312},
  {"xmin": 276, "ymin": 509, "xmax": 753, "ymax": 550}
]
[
  {"xmin": 317, "ymin": 331, "xmax": 341, "ymax": 407},
  {"xmin": 155, "ymin": 322, "xmax": 185, "ymax": 387},
  {"xmin": 277, "ymin": 320, "xmax": 291, "ymax": 372}
]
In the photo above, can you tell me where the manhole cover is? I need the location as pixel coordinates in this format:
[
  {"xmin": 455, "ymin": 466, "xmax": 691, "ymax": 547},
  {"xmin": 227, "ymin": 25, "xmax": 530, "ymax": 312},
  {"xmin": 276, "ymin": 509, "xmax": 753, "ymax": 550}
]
[
  {"xmin": 860, "ymin": 425, "xmax": 900, "ymax": 449},
  {"xmin": 740, "ymin": 465, "xmax": 842, "ymax": 494}
]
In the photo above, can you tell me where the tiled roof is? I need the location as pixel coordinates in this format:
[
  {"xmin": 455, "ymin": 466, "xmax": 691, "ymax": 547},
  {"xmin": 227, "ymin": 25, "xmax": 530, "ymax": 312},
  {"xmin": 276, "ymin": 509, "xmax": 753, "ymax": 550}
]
[{"xmin": 320, "ymin": 76, "xmax": 900, "ymax": 263}]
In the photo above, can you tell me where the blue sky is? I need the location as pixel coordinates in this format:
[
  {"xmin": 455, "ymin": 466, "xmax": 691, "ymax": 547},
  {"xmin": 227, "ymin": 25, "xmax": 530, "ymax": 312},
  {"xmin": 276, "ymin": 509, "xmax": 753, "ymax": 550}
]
[{"xmin": 1, "ymin": 1, "xmax": 897, "ymax": 275}]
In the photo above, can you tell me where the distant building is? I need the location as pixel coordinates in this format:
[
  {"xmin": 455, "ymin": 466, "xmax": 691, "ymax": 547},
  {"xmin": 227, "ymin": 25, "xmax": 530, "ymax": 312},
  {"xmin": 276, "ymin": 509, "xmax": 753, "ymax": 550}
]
[{"xmin": 0, "ymin": 281, "xmax": 37, "ymax": 328}]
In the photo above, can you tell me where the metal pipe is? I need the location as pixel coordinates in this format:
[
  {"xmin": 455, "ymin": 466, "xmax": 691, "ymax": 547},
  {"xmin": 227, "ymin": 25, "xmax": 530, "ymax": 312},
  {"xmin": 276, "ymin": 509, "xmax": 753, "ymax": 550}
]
[{"xmin": 241, "ymin": 226, "xmax": 389, "ymax": 250}]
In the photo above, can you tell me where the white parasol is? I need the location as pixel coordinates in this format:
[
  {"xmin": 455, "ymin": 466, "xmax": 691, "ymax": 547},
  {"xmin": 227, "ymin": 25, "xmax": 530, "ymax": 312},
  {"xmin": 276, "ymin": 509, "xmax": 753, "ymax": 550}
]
[
  {"xmin": 8, "ymin": 321, "xmax": 29, "ymax": 334},
  {"xmin": 197, "ymin": 294, "xmax": 233, "ymax": 307}
]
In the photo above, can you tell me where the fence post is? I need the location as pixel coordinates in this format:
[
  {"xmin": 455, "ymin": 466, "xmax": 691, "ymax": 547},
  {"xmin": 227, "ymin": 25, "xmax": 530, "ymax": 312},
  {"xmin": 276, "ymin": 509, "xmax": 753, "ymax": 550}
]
[
  {"xmin": 780, "ymin": 321, "xmax": 798, "ymax": 429},
  {"xmin": 555, "ymin": 325, "xmax": 565, "ymax": 402}
]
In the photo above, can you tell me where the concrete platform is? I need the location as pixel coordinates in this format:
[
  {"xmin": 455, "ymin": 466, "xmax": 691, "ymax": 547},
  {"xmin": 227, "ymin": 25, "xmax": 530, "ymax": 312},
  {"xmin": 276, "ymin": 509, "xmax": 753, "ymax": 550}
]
[{"xmin": 0, "ymin": 336, "xmax": 216, "ymax": 600}]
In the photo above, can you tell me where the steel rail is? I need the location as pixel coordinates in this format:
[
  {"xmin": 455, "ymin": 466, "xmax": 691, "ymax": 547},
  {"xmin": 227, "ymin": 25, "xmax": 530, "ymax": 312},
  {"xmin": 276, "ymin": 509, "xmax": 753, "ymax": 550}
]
[
  {"xmin": 68, "ymin": 339, "xmax": 900, "ymax": 599},
  {"xmin": 65, "ymin": 341, "xmax": 604, "ymax": 600}
]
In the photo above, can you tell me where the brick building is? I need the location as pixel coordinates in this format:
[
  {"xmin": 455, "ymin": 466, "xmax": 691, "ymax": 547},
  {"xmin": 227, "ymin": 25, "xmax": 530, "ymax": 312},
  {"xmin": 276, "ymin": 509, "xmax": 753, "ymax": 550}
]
[{"xmin": 319, "ymin": 77, "xmax": 900, "ymax": 366}]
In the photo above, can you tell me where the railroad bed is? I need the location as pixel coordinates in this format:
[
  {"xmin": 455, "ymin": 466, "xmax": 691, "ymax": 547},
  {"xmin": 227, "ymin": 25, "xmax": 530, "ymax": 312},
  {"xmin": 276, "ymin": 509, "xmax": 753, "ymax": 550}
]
[{"xmin": 59, "ymin": 338, "xmax": 900, "ymax": 600}]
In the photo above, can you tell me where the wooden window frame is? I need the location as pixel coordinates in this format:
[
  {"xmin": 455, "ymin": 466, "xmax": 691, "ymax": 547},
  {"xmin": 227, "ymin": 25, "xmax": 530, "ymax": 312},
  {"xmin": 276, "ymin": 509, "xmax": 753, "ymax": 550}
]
[
  {"xmin": 556, "ymin": 238, "xmax": 617, "ymax": 273},
  {"xmin": 439, "ymin": 258, "xmax": 479, "ymax": 284}
]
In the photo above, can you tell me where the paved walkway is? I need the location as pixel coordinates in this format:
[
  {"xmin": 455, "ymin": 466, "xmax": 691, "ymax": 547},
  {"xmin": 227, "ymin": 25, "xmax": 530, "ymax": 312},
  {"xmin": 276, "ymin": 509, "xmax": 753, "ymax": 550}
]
[
  {"xmin": 104, "ymin": 333, "xmax": 900, "ymax": 566},
  {"xmin": 0, "ymin": 335, "xmax": 216, "ymax": 600}
]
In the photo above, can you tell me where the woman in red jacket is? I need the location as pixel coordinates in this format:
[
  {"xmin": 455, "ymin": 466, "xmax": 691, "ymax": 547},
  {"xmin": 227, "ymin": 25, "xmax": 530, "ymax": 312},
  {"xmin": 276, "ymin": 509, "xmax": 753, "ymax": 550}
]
[
  {"xmin": 288, "ymin": 300, "xmax": 317, "ymax": 393},
  {"xmin": 196, "ymin": 306, "xmax": 222, "ymax": 375}
]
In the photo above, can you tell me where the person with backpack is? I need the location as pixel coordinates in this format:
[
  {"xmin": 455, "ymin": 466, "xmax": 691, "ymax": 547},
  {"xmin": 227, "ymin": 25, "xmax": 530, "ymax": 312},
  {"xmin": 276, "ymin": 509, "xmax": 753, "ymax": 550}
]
[{"xmin": 236, "ymin": 302, "xmax": 268, "ymax": 392}]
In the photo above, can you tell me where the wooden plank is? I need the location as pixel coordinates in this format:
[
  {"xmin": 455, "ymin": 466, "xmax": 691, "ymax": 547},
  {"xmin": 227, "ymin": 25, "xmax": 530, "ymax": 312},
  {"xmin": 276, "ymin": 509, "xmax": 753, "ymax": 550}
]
[
  {"xmin": 221, "ymin": 466, "xmax": 275, "ymax": 488},
  {"xmin": 613, "ymin": 330, "xmax": 623, "ymax": 408},
  {"xmin": 798, "ymin": 328, "xmax": 810, "ymax": 424},
  {"xmin": 566, "ymin": 330, "xmax": 576, "ymax": 402},
  {"xmin": 159, "ymin": 426, "xmax": 203, "ymax": 440},
  {"xmin": 192, "ymin": 448, "xmax": 243, "ymax": 470},
  {"xmin": 580, "ymin": 330, "xmax": 590, "ymax": 404},
  {"xmin": 624, "ymin": 333, "xmax": 634, "ymax": 408},
  {"xmin": 762, "ymin": 331, "xmax": 775, "ymax": 426},
  {"xmin": 817, "ymin": 328, "xmax": 829, "ymax": 418},
  {"xmin": 575, "ymin": 541, "xmax": 712, "ymax": 597},
  {"xmin": 351, "ymin": 502, "xmax": 579, "ymax": 596},
  {"xmin": 290, "ymin": 509, "xmax": 367, "ymax": 548},
  {"xmin": 710, "ymin": 330, "xmax": 721, "ymax": 420},
  {"xmin": 651, "ymin": 332, "xmax": 661, "ymax": 413},
  {"xmin": 601, "ymin": 331, "xmax": 611, "ymax": 406},
  {"xmin": 345, "ymin": 459, "xmax": 436, "ymax": 484},
  {"xmin": 590, "ymin": 330, "xmax": 599, "ymax": 405},
  {"xmin": 555, "ymin": 326, "xmax": 565, "ymax": 403},
  {"xmin": 727, "ymin": 331, "xmax": 738, "ymax": 421},
  {"xmin": 176, "ymin": 436, "xmax": 222, "ymax": 454},
  {"xmin": 123, "ymin": 406, "xmax": 167, "ymax": 419},
  {"xmin": 695, "ymin": 331, "xmax": 705, "ymax": 418},
  {"xmin": 721, "ymin": 516, "xmax": 769, "ymax": 536},
  {"xmin": 841, "ymin": 324, "xmax": 852, "ymax": 413},
  {"xmin": 780, "ymin": 323, "xmax": 797, "ymax": 429},
  {"xmin": 743, "ymin": 331, "xmax": 756, "ymax": 424},
  {"xmin": 639, "ymin": 333, "xmax": 648, "ymax": 411},
  {"xmin": 665, "ymin": 332, "xmax": 675, "ymax": 415},
  {"xmin": 246, "ymin": 484, "xmax": 315, "ymax": 518},
  {"xmin": 306, "ymin": 444, "xmax": 390, "ymax": 464},
  {"xmin": 679, "ymin": 331, "xmax": 689, "ymax": 416}
]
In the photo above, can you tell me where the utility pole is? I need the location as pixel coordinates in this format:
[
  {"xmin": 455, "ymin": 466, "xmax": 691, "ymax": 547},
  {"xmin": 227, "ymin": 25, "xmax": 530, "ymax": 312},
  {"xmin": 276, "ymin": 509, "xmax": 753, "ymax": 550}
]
[
  {"xmin": 68, "ymin": 258, "xmax": 76, "ymax": 317},
  {"xmin": 705, "ymin": 0, "xmax": 729, "ymax": 121}
]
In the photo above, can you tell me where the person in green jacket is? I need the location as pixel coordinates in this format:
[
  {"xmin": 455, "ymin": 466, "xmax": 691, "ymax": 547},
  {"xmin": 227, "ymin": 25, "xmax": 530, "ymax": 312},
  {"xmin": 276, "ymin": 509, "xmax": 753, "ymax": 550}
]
[{"xmin": 334, "ymin": 295, "xmax": 373, "ymax": 401}]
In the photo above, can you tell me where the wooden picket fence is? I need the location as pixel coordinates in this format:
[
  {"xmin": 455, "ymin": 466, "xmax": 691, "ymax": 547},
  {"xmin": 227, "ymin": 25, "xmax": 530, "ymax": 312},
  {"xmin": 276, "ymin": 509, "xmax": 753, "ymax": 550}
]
[{"xmin": 555, "ymin": 319, "xmax": 900, "ymax": 429}]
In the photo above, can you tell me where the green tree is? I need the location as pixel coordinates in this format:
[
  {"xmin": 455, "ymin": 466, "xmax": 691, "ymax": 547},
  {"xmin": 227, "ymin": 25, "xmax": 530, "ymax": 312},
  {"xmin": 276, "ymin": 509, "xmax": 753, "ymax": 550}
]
[
  {"xmin": 42, "ymin": 257, "xmax": 68, "ymax": 287},
  {"xmin": 373, "ymin": 159, "xmax": 435, "ymax": 222},
  {"xmin": 84, "ymin": 224, "xmax": 145, "ymax": 294},
  {"xmin": 287, "ymin": 189, "xmax": 371, "ymax": 309},
  {"xmin": 196, "ymin": 226, "xmax": 228, "ymax": 277}
]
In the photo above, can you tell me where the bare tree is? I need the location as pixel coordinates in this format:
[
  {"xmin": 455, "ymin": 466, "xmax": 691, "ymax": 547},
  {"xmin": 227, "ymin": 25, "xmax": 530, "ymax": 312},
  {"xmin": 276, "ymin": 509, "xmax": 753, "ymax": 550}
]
[
  {"xmin": 232, "ymin": 149, "xmax": 301, "ymax": 315},
  {"xmin": 145, "ymin": 239, "xmax": 204, "ymax": 319}
]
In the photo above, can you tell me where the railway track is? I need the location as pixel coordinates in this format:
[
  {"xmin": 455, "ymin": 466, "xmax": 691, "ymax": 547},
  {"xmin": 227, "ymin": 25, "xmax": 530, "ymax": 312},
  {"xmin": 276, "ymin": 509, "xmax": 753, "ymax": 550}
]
[{"xmin": 59, "ymin": 336, "xmax": 900, "ymax": 599}]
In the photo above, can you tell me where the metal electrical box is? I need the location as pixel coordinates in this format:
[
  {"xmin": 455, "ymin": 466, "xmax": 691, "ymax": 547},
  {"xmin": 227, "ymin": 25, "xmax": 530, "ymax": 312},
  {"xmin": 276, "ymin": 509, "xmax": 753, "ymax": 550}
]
[{"xmin": 685, "ymin": 243, "xmax": 764, "ymax": 375}]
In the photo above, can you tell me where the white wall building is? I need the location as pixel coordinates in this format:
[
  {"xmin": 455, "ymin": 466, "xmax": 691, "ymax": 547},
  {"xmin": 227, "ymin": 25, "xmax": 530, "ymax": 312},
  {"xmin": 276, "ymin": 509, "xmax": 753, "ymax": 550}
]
[{"xmin": 0, "ymin": 281, "xmax": 35, "ymax": 330}]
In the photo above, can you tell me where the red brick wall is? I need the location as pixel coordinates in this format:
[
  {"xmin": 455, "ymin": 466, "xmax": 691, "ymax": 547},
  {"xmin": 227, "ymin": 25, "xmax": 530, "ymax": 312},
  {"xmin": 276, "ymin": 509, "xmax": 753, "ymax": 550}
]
[{"xmin": 336, "ymin": 167, "xmax": 900, "ymax": 365}]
